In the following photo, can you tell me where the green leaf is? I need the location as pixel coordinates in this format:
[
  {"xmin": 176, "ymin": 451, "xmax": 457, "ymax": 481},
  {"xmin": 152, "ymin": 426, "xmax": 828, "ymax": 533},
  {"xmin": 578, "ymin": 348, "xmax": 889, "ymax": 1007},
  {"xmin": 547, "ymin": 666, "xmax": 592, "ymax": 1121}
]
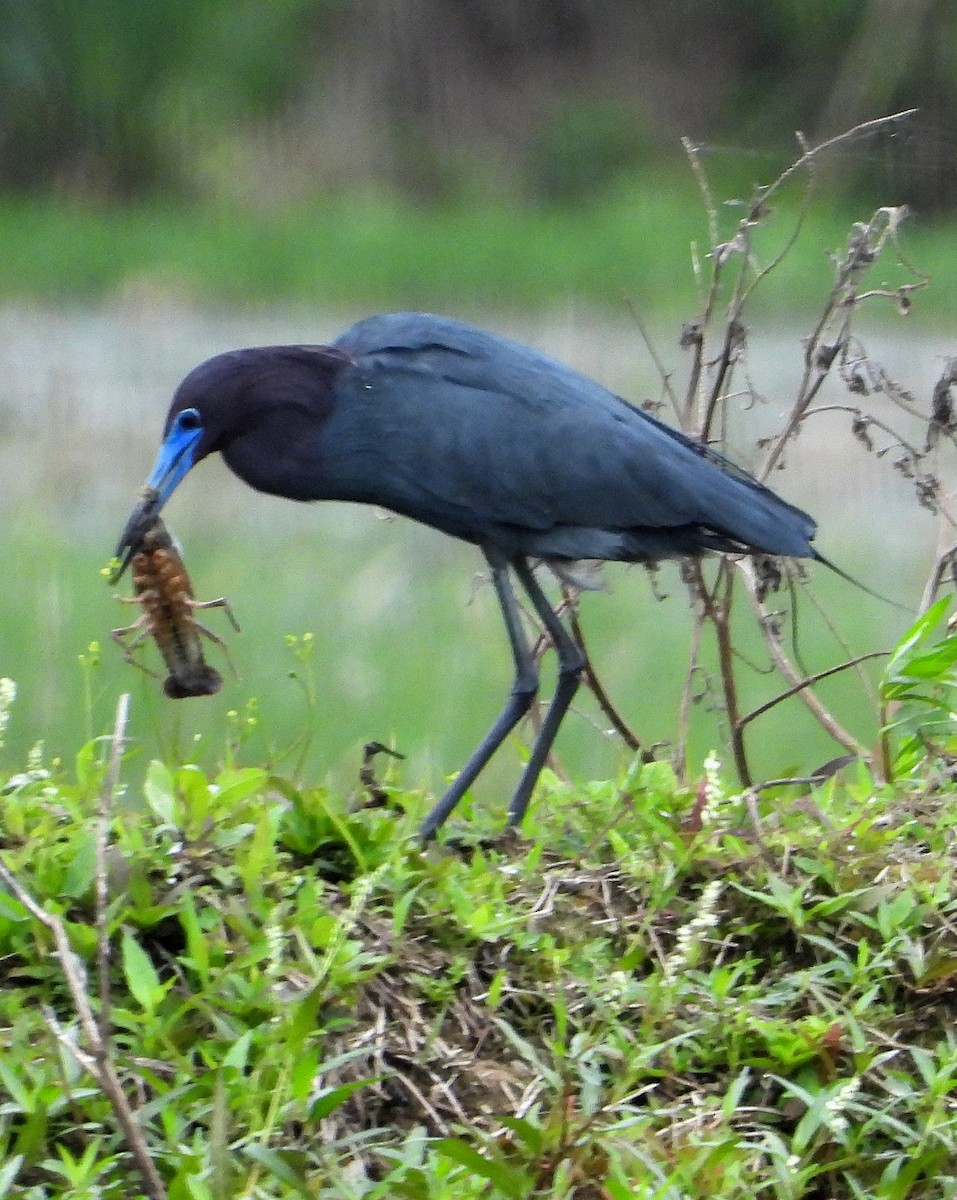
[
  {"xmin": 0, "ymin": 891, "xmax": 28, "ymax": 922},
  {"xmin": 121, "ymin": 929, "xmax": 164, "ymax": 1011},
  {"xmin": 74, "ymin": 740, "xmax": 101, "ymax": 793},
  {"xmin": 0, "ymin": 1155, "xmax": 23, "ymax": 1198},
  {"xmin": 178, "ymin": 893, "xmax": 210, "ymax": 983},
  {"xmin": 62, "ymin": 832, "xmax": 96, "ymax": 899},
  {"xmin": 883, "ymin": 598, "xmax": 950, "ymax": 684},
  {"xmin": 242, "ymin": 1145, "xmax": 312, "ymax": 1197},
  {"xmin": 434, "ymin": 1137, "xmax": 531, "ymax": 1199},
  {"xmin": 0, "ymin": 1059, "xmax": 33, "ymax": 1110},
  {"xmin": 222, "ymin": 1029, "xmax": 253, "ymax": 1072},
  {"xmin": 602, "ymin": 1166, "xmax": 639, "ymax": 1200},
  {"xmin": 309, "ymin": 1078, "xmax": 378, "ymax": 1121},
  {"xmin": 290, "ymin": 1048, "xmax": 320, "ymax": 1102},
  {"xmin": 497, "ymin": 1114, "xmax": 544, "ymax": 1154},
  {"xmin": 144, "ymin": 759, "xmax": 177, "ymax": 825},
  {"xmin": 213, "ymin": 767, "xmax": 269, "ymax": 805},
  {"xmin": 897, "ymin": 638, "xmax": 957, "ymax": 680}
]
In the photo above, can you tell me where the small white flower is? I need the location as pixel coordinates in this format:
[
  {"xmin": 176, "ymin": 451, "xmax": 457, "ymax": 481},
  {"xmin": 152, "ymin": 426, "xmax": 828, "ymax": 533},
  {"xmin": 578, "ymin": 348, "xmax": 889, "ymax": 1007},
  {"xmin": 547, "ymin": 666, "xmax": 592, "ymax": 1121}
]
[
  {"xmin": 264, "ymin": 913, "xmax": 285, "ymax": 980},
  {"xmin": 663, "ymin": 881, "xmax": 724, "ymax": 980},
  {"xmin": 27, "ymin": 741, "xmax": 45, "ymax": 773},
  {"xmin": 0, "ymin": 678, "xmax": 16, "ymax": 749},
  {"xmin": 825, "ymin": 1077, "xmax": 860, "ymax": 1115},
  {"xmin": 700, "ymin": 751, "xmax": 730, "ymax": 826}
]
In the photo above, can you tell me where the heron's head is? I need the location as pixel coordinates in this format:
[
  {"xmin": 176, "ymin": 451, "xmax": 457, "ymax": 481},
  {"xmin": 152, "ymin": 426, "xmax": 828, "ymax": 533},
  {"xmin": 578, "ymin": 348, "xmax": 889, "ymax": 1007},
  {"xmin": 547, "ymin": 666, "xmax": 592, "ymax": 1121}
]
[{"xmin": 114, "ymin": 345, "xmax": 353, "ymax": 575}]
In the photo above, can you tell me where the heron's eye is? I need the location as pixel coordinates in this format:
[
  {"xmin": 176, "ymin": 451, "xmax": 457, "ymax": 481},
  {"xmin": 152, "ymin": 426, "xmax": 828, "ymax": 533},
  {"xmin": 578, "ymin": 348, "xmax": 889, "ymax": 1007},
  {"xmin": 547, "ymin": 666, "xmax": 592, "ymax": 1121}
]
[{"xmin": 177, "ymin": 408, "xmax": 202, "ymax": 432}]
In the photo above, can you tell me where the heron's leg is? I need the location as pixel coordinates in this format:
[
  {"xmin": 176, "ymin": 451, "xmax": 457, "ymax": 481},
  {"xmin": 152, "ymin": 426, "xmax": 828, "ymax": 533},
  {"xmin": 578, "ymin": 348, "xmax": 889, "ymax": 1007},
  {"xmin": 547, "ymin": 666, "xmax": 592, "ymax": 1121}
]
[
  {"xmin": 506, "ymin": 559, "xmax": 586, "ymax": 828},
  {"xmin": 418, "ymin": 551, "xmax": 538, "ymax": 842}
]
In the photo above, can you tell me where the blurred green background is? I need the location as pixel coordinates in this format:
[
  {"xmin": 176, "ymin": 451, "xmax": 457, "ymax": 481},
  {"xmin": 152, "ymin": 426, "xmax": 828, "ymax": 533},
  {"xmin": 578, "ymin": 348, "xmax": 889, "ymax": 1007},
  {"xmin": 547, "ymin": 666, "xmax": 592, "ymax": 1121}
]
[{"xmin": 1, "ymin": 0, "xmax": 956, "ymax": 805}]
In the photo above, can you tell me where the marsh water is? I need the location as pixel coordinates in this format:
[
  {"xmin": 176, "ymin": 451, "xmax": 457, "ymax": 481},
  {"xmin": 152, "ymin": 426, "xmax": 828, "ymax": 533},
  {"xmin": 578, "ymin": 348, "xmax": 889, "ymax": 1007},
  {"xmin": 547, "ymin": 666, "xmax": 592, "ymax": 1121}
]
[{"xmin": 2, "ymin": 301, "xmax": 954, "ymax": 801}]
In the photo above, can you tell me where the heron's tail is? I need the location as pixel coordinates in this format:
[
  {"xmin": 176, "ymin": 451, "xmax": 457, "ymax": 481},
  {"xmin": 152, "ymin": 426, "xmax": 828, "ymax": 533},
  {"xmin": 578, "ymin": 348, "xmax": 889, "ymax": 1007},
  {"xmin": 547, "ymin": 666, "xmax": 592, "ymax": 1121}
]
[{"xmin": 813, "ymin": 550, "xmax": 910, "ymax": 612}]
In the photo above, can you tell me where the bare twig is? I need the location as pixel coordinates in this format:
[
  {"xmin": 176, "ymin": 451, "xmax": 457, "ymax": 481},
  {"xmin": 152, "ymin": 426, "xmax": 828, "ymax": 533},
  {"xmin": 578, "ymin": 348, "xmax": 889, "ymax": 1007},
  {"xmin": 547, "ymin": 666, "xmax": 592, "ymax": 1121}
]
[
  {"xmin": 96, "ymin": 693, "xmax": 130, "ymax": 1040},
  {"xmin": 738, "ymin": 652, "xmax": 889, "ymax": 729},
  {"xmin": 737, "ymin": 562, "xmax": 870, "ymax": 764},
  {"xmin": 758, "ymin": 205, "xmax": 921, "ymax": 480},
  {"xmin": 736, "ymin": 143, "xmax": 816, "ymax": 314},
  {"xmin": 675, "ymin": 559, "xmax": 730, "ymax": 776},
  {"xmin": 682, "ymin": 137, "xmax": 719, "ymax": 252},
  {"xmin": 562, "ymin": 590, "xmax": 652, "ymax": 759},
  {"xmin": 705, "ymin": 565, "xmax": 751, "ymax": 785},
  {"xmin": 623, "ymin": 294, "xmax": 681, "ymax": 420},
  {"xmin": 681, "ymin": 138, "xmax": 724, "ymax": 429},
  {"xmin": 759, "ymin": 110, "xmax": 917, "ymax": 208},
  {"xmin": 920, "ymin": 541, "xmax": 957, "ymax": 614}
]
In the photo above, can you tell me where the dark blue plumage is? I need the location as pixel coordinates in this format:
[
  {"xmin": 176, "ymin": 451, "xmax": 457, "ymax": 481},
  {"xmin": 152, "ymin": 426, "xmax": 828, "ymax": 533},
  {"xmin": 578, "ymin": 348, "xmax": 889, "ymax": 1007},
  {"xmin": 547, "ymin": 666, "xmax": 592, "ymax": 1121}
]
[{"xmin": 117, "ymin": 311, "xmax": 820, "ymax": 839}]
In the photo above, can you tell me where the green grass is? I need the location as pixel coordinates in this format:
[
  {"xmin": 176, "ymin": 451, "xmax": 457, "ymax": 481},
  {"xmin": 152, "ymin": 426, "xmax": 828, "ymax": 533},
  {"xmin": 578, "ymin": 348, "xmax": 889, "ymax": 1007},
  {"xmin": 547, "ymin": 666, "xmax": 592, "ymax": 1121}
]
[
  {"xmin": 2, "ymin": 697, "xmax": 957, "ymax": 1197},
  {"xmin": 2, "ymin": 181, "xmax": 955, "ymax": 318}
]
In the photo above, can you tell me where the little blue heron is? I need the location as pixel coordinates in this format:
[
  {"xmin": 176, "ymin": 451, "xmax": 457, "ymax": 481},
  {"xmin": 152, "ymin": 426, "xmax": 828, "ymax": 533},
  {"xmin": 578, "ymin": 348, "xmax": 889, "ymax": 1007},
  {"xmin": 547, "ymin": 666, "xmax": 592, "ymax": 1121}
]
[{"xmin": 117, "ymin": 312, "xmax": 821, "ymax": 840}]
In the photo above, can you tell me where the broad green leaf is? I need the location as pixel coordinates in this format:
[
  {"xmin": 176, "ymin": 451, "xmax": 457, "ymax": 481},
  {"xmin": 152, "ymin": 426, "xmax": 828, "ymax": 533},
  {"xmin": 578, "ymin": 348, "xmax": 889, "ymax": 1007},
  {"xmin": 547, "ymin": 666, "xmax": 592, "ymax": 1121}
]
[
  {"xmin": 62, "ymin": 831, "xmax": 96, "ymax": 899},
  {"xmin": 121, "ymin": 929, "xmax": 164, "ymax": 1011},
  {"xmin": 897, "ymin": 637, "xmax": 957, "ymax": 679},
  {"xmin": 144, "ymin": 759, "xmax": 177, "ymax": 825},
  {"xmin": 0, "ymin": 891, "xmax": 28, "ymax": 922},
  {"xmin": 883, "ymin": 597, "xmax": 950, "ymax": 683},
  {"xmin": 242, "ymin": 1145, "xmax": 312, "ymax": 1197},
  {"xmin": 434, "ymin": 1137, "xmax": 531, "ymax": 1199},
  {"xmin": 309, "ymin": 1078, "xmax": 378, "ymax": 1120},
  {"xmin": 213, "ymin": 767, "xmax": 269, "ymax": 805},
  {"xmin": 497, "ymin": 1114, "xmax": 544, "ymax": 1154},
  {"xmin": 222, "ymin": 1029, "xmax": 254, "ymax": 1072},
  {"xmin": 0, "ymin": 1155, "xmax": 23, "ymax": 1198}
]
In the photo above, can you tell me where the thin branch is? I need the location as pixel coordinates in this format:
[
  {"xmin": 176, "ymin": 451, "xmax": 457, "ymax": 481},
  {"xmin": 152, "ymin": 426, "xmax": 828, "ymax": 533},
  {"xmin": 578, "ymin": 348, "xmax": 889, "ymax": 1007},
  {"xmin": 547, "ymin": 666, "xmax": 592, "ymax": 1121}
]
[
  {"xmin": 798, "ymin": 580, "xmax": 882, "ymax": 705},
  {"xmin": 676, "ymin": 595, "xmax": 706, "ymax": 782},
  {"xmin": 623, "ymin": 294, "xmax": 681, "ymax": 420},
  {"xmin": 919, "ymin": 541, "xmax": 957, "ymax": 614},
  {"xmin": 759, "ymin": 110, "xmax": 918, "ymax": 208},
  {"xmin": 737, "ymin": 562, "xmax": 870, "ymax": 762},
  {"xmin": 563, "ymin": 591, "xmax": 652, "ymax": 759},
  {"xmin": 758, "ymin": 205, "xmax": 916, "ymax": 479},
  {"xmin": 791, "ymin": 403, "xmax": 926, "ymax": 463},
  {"xmin": 682, "ymin": 137, "xmax": 719, "ymax": 252},
  {"xmin": 736, "ymin": 138, "xmax": 816, "ymax": 314},
  {"xmin": 96, "ymin": 693, "xmax": 130, "ymax": 1040},
  {"xmin": 738, "ymin": 652, "xmax": 889, "ymax": 729},
  {"xmin": 680, "ymin": 138, "xmax": 725, "ymax": 431},
  {"xmin": 707, "ymin": 566, "xmax": 751, "ymax": 785}
]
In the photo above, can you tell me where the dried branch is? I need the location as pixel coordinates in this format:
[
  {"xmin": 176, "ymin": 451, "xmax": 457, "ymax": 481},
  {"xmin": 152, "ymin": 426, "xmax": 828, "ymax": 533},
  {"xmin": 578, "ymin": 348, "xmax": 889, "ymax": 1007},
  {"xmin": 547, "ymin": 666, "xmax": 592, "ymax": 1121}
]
[
  {"xmin": 96, "ymin": 692, "xmax": 129, "ymax": 1039},
  {"xmin": 562, "ymin": 589, "xmax": 652, "ymax": 759},
  {"xmin": 676, "ymin": 592, "xmax": 706, "ymax": 779},
  {"xmin": 738, "ymin": 652, "xmax": 888, "ymax": 729},
  {"xmin": 919, "ymin": 542, "xmax": 957, "ymax": 615},
  {"xmin": 532, "ymin": 114, "xmax": 937, "ymax": 792},
  {"xmin": 737, "ymin": 561, "xmax": 871, "ymax": 765},
  {"xmin": 759, "ymin": 109, "xmax": 917, "ymax": 208},
  {"xmin": 758, "ymin": 204, "xmax": 922, "ymax": 480},
  {"xmin": 623, "ymin": 294, "xmax": 681, "ymax": 421}
]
